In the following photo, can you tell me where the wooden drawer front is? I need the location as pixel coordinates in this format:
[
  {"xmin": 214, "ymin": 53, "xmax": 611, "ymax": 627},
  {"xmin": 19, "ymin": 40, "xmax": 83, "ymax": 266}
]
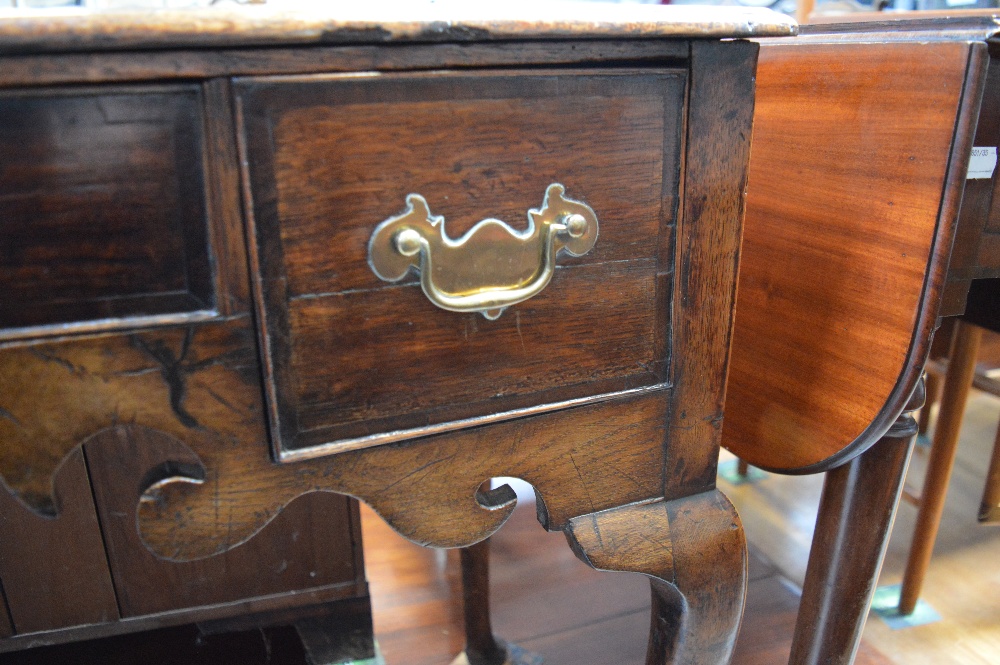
[
  {"xmin": 238, "ymin": 71, "xmax": 684, "ymax": 455},
  {"xmin": 0, "ymin": 86, "xmax": 212, "ymax": 333}
]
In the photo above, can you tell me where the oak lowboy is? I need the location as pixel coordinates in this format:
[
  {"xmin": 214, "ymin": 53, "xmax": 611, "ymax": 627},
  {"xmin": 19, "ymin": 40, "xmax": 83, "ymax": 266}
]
[{"xmin": 0, "ymin": 5, "xmax": 794, "ymax": 663}]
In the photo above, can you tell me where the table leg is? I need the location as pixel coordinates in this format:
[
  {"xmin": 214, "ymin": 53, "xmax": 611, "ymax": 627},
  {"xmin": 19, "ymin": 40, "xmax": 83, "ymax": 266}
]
[
  {"xmin": 789, "ymin": 380, "xmax": 923, "ymax": 665},
  {"xmin": 454, "ymin": 538, "xmax": 509, "ymax": 665},
  {"xmin": 566, "ymin": 490, "xmax": 747, "ymax": 665},
  {"xmin": 899, "ymin": 322, "xmax": 981, "ymax": 614},
  {"xmin": 979, "ymin": 421, "xmax": 1000, "ymax": 523}
]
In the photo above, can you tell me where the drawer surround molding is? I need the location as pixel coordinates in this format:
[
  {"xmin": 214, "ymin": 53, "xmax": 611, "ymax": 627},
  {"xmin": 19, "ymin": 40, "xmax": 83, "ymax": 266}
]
[{"xmin": 237, "ymin": 69, "xmax": 684, "ymax": 458}]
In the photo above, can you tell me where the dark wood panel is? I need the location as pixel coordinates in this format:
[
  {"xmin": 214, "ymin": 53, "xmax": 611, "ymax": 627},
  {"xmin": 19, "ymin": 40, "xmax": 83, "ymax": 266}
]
[
  {"xmin": 0, "ymin": 448, "xmax": 119, "ymax": 634},
  {"xmin": 202, "ymin": 78, "xmax": 251, "ymax": 317},
  {"xmin": 0, "ymin": 583, "xmax": 364, "ymax": 654},
  {"xmin": 238, "ymin": 70, "xmax": 683, "ymax": 453},
  {"xmin": 723, "ymin": 41, "xmax": 977, "ymax": 471},
  {"xmin": 85, "ymin": 426, "xmax": 361, "ymax": 617},
  {"xmin": 0, "ymin": 589, "xmax": 10, "ymax": 639},
  {"xmin": 289, "ymin": 260, "xmax": 660, "ymax": 447},
  {"xmin": 0, "ymin": 86, "xmax": 213, "ymax": 331},
  {"xmin": 0, "ymin": 41, "xmax": 690, "ymax": 89},
  {"xmin": 0, "ymin": 623, "xmax": 310, "ymax": 665},
  {"xmin": 941, "ymin": 46, "xmax": 1000, "ymax": 315}
]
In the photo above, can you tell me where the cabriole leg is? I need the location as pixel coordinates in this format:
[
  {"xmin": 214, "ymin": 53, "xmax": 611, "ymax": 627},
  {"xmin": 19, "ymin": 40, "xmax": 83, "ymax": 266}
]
[{"xmin": 565, "ymin": 491, "xmax": 747, "ymax": 665}]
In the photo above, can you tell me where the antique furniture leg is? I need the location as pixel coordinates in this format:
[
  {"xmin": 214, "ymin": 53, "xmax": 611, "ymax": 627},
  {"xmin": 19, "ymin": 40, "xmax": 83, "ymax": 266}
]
[
  {"xmin": 736, "ymin": 459, "xmax": 750, "ymax": 477},
  {"xmin": 453, "ymin": 539, "xmax": 509, "ymax": 665},
  {"xmin": 789, "ymin": 380, "xmax": 923, "ymax": 665},
  {"xmin": 566, "ymin": 491, "xmax": 747, "ymax": 665},
  {"xmin": 898, "ymin": 322, "xmax": 981, "ymax": 614},
  {"xmin": 980, "ymin": 423, "xmax": 1000, "ymax": 523}
]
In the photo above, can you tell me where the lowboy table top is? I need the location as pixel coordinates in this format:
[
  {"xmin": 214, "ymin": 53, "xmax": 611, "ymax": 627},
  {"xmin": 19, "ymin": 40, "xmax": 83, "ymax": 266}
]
[{"xmin": 0, "ymin": 2, "xmax": 795, "ymax": 54}]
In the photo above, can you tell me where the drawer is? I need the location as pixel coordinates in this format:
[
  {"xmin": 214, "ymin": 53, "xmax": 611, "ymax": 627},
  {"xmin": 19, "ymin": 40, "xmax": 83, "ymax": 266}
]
[
  {"xmin": 0, "ymin": 85, "xmax": 213, "ymax": 334},
  {"xmin": 237, "ymin": 70, "xmax": 685, "ymax": 456}
]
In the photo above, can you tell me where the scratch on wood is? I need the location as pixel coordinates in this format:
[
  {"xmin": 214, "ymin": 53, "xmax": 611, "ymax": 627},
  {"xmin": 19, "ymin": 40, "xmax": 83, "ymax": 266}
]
[
  {"xmin": 515, "ymin": 310, "xmax": 526, "ymax": 352},
  {"xmin": 591, "ymin": 513, "xmax": 604, "ymax": 549},
  {"xmin": 569, "ymin": 452, "xmax": 596, "ymax": 514},
  {"xmin": 0, "ymin": 406, "xmax": 23, "ymax": 429},
  {"xmin": 28, "ymin": 348, "xmax": 85, "ymax": 374},
  {"xmin": 380, "ymin": 453, "xmax": 458, "ymax": 493}
]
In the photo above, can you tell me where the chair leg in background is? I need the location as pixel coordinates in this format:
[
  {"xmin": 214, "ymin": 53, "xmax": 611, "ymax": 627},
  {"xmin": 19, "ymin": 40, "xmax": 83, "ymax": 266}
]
[{"xmin": 899, "ymin": 322, "xmax": 982, "ymax": 615}]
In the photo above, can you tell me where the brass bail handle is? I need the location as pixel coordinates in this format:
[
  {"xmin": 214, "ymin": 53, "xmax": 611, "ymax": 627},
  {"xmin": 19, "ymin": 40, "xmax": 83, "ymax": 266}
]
[{"xmin": 367, "ymin": 183, "xmax": 599, "ymax": 320}]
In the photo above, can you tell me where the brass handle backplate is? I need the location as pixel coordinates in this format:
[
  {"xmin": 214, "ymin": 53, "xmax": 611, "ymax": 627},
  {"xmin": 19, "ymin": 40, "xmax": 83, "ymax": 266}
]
[{"xmin": 368, "ymin": 183, "xmax": 598, "ymax": 320}]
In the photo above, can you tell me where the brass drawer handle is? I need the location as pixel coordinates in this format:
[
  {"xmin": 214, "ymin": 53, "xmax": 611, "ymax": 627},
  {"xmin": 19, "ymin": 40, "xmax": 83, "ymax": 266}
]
[{"xmin": 368, "ymin": 183, "xmax": 598, "ymax": 320}]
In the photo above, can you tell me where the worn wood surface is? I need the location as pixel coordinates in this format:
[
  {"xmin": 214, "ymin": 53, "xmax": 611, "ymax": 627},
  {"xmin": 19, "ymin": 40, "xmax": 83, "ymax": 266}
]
[
  {"xmin": 138, "ymin": 390, "xmax": 671, "ymax": 559},
  {"xmin": 566, "ymin": 491, "xmax": 746, "ymax": 665},
  {"xmin": 0, "ymin": 320, "xmax": 261, "ymax": 514},
  {"xmin": 0, "ymin": 86, "xmax": 212, "ymax": 332},
  {"xmin": 666, "ymin": 38, "xmax": 758, "ymax": 493},
  {"xmin": 0, "ymin": 448, "xmax": 119, "ymax": 634},
  {"xmin": 0, "ymin": 41, "xmax": 688, "ymax": 89},
  {"xmin": 202, "ymin": 78, "xmax": 251, "ymax": 317},
  {"xmin": 85, "ymin": 426, "xmax": 361, "ymax": 618},
  {"xmin": 790, "ymin": 383, "xmax": 922, "ymax": 665},
  {"xmin": 239, "ymin": 70, "xmax": 682, "ymax": 453},
  {"xmin": 0, "ymin": 33, "xmax": 759, "ymax": 661},
  {"xmin": 0, "ymin": 5, "xmax": 795, "ymax": 55},
  {"xmin": 0, "ymin": 597, "xmax": 374, "ymax": 664},
  {"xmin": 724, "ymin": 40, "xmax": 983, "ymax": 472}
]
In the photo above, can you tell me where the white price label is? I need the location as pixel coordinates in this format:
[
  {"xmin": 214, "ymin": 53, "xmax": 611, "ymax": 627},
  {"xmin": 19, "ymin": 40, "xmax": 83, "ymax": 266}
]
[{"xmin": 968, "ymin": 146, "xmax": 997, "ymax": 180}]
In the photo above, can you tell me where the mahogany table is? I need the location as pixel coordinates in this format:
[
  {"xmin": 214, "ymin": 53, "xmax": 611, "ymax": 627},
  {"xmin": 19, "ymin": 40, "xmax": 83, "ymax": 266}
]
[{"xmin": 726, "ymin": 13, "xmax": 1000, "ymax": 664}]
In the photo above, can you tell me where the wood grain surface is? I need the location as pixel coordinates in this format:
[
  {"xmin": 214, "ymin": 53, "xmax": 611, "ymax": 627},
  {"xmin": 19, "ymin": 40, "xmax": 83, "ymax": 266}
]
[
  {"xmin": 0, "ymin": 320, "xmax": 262, "ymax": 514},
  {"xmin": 790, "ymin": 385, "xmax": 922, "ymax": 664},
  {"xmin": 665, "ymin": 39, "xmax": 758, "ymax": 491},
  {"xmin": 566, "ymin": 491, "xmax": 747, "ymax": 665},
  {"xmin": 0, "ymin": 35, "xmax": 760, "ymax": 661},
  {"xmin": 85, "ymin": 426, "xmax": 362, "ymax": 618},
  {"xmin": 239, "ymin": 70, "xmax": 684, "ymax": 453},
  {"xmin": 0, "ymin": 594, "xmax": 10, "ymax": 639},
  {"xmin": 0, "ymin": 41, "xmax": 688, "ymax": 89},
  {"xmin": 133, "ymin": 40, "xmax": 754, "ymax": 575},
  {"xmin": 0, "ymin": 448, "xmax": 119, "ymax": 634},
  {"xmin": 137, "ymin": 390, "xmax": 672, "ymax": 559},
  {"xmin": 723, "ymin": 40, "xmax": 982, "ymax": 471},
  {"xmin": 0, "ymin": 5, "xmax": 795, "ymax": 55},
  {"xmin": 0, "ymin": 86, "xmax": 212, "ymax": 331}
]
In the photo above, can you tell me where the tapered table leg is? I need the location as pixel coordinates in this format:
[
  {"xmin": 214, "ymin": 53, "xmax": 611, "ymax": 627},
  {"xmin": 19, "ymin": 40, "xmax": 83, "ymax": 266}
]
[
  {"xmin": 979, "ymin": 422, "xmax": 1000, "ymax": 523},
  {"xmin": 789, "ymin": 380, "xmax": 923, "ymax": 665},
  {"xmin": 453, "ymin": 538, "xmax": 508, "ymax": 665},
  {"xmin": 899, "ymin": 323, "xmax": 980, "ymax": 614},
  {"xmin": 452, "ymin": 538, "xmax": 542, "ymax": 665}
]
